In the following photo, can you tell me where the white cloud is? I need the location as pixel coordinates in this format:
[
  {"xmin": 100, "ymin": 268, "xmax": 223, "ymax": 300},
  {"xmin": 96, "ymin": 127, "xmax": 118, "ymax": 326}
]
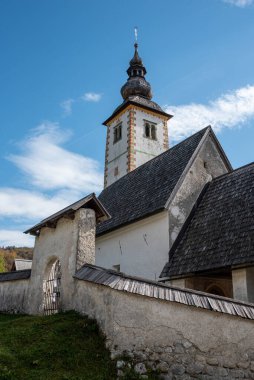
[
  {"xmin": 60, "ymin": 99, "xmax": 74, "ymax": 116},
  {"xmin": 165, "ymin": 85, "xmax": 254, "ymax": 142},
  {"xmin": 0, "ymin": 230, "xmax": 34, "ymax": 248},
  {"xmin": 223, "ymin": 0, "xmax": 253, "ymax": 7},
  {"xmin": 0, "ymin": 188, "xmax": 75, "ymax": 220},
  {"xmin": 8, "ymin": 121, "xmax": 103, "ymax": 193},
  {"xmin": 82, "ymin": 92, "xmax": 102, "ymax": 102}
]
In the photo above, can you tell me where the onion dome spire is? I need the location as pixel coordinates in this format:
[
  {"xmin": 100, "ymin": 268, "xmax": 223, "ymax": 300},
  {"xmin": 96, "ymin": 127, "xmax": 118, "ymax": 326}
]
[{"xmin": 121, "ymin": 43, "xmax": 152, "ymax": 100}]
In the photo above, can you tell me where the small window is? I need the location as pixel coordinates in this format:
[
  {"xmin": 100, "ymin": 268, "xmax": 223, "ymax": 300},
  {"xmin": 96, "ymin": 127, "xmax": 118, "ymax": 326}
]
[
  {"xmin": 144, "ymin": 121, "xmax": 156, "ymax": 140},
  {"xmin": 113, "ymin": 124, "xmax": 122, "ymax": 144},
  {"xmin": 114, "ymin": 167, "xmax": 119, "ymax": 176}
]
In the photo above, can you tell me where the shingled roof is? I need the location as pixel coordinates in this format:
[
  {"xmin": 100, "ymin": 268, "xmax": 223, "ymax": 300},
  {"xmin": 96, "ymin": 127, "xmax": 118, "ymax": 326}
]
[
  {"xmin": 75, "ymin": 263, "xmax": 254, "ymax": 320},
  {"xmin": 161, "ymin": 163, "xmax": 254, "ymax": 278},
  {"xmin": 97, "ymin": 127, "xmax": 212, "ymax": 236},
  {"xmin": 0, "ymin": 269, "xmax": 31, "ymax": 282}
]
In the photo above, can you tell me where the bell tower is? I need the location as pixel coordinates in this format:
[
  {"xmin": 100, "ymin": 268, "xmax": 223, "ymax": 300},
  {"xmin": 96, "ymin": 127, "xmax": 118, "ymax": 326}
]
[{"xmin": 103, "ymin": 43, "xmax": 172, "ymax": 188}]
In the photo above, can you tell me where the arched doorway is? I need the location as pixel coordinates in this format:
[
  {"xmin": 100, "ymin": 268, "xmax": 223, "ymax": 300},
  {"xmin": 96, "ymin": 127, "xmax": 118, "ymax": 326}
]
[{"xmin": 43, "ymin": 259, "xmax": 62, "ymax": 315}]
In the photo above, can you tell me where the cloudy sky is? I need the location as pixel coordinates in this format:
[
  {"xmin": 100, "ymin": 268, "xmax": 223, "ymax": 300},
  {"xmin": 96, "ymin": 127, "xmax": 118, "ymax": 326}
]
[{"xmin": 1, "ymin": 0, "xmax": 254, "ymax": 246}]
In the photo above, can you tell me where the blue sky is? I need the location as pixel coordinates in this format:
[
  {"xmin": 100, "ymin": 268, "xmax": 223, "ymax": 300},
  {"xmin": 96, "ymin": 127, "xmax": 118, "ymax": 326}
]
[{"xmin": 1, "ymin": 0, "xmax": 254, "ymax": 246}]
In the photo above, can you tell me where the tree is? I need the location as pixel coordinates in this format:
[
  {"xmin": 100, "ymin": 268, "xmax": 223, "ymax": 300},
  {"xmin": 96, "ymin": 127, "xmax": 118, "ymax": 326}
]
[{"xmin": 0, "ymin": 253, "xmax": 5, "ymax": 272}]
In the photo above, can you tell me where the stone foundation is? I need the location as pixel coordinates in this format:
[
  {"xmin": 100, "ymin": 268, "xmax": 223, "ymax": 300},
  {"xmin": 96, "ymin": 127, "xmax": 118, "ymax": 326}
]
[{"xmin": 115, "ymin": 340, "xmax": 254, "ymax": 379}]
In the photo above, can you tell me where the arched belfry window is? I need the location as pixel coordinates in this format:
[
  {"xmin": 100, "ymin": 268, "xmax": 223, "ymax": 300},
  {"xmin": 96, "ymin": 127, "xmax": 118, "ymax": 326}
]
[
  {"xmin": 113, "ymin": 123, "xmax": 122, "ymax": 144},
  {"xmin": 144, "ymin": 121, "xmax": 157, "ymax": 140}
]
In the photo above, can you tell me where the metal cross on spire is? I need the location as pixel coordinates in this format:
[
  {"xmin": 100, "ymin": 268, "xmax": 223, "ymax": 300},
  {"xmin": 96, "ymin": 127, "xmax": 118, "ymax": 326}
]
[{"xmin": 134, "ymin": 27, "xmax": 138, "ymax": 43}]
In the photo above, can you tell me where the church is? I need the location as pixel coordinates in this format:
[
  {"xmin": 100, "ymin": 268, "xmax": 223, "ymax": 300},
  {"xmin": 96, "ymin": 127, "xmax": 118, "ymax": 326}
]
[{"xmin": 25, "ymin": 42, "xmax": 254, "ymax": 304}]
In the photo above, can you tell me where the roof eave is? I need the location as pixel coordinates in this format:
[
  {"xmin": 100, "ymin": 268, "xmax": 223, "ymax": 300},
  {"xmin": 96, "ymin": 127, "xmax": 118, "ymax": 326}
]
[
  {"xmin": 24, "ymin": 193, "xmax": 111, "ymax": 236},
  {"xmin": 96, "ymin": 208, "xmax": 166, "ymax": 237},
  {"xmin": 103, "ymin": 100, "xmax": 172, "ymax": 126}
]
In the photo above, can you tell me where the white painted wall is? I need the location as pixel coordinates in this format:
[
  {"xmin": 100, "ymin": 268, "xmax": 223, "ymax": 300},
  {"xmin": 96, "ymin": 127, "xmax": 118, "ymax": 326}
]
[
  {"xmin": 96, "ymin": 211, "xmax": 169, "ymax": 281},
  {"xmin": 134, "ymin": 109, "xmax": 166, "ymax": 167},
  {"xmin": 106, "ymin": 113, "xmax": 129, "ymax": 186}
]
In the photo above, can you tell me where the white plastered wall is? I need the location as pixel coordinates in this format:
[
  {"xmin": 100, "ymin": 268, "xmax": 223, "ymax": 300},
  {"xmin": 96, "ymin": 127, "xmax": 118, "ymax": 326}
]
[
  {"xmin": 134, "ymin": 109, "xmax": 166, "ymax": 167},
  {"xmin": 96, "ymin": 211, "xmax": 169, "ymax": 281},
  {"xmin": 106, "ymin": 113, "xmax": 129, "ymax": 186}
]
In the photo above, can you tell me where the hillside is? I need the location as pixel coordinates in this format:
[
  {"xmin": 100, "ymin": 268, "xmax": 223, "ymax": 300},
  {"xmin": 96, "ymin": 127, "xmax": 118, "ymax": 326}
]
[
  {"xmin": 0, "ymin": 312, "xmax": 116, "ymax": 380},
  {"xmin": 0, "ymin": 247, "xmax": 33, "ymax": 272}
]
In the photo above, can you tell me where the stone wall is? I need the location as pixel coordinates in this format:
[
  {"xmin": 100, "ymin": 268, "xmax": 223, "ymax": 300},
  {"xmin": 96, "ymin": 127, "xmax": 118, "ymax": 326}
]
[
  {"xmin": 28, "ymin": 208, "xmax": 96, "ymax": 314},
  {"xmin": 167, "ymin": 133, "xmax": 229, "ymax": 252},
  {"xmin": 0, "ymin": 279, "xmax": 29, "ymax": 313},
  {"xmin": 74, "ymin": 278, "xmax": 254, "ymax": 380}
]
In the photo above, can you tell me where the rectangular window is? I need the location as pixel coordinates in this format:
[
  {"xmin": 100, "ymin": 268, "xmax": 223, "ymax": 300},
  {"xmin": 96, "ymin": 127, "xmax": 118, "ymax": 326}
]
[{"xmin": 113, "ymin": 123, "xmax": 122, "ymax": 144}]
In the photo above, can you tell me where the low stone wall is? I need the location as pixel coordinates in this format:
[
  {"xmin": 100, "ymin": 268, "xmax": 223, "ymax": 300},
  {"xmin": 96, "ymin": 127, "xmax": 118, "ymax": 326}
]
[
  {"xmin": 74, "ymin": 277, "xmax": 254, "ymax": 379},
  {"xmin": 0, "ymin": 274, "xmax": 30, "ymax": 314}
]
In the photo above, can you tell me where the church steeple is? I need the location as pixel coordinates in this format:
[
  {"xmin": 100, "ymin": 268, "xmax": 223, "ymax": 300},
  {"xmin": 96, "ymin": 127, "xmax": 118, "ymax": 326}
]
[
  {"xmin": 103, "ymin": 42, "xmax": 172, "ymax": 188},
  {"xmin": 121, "ymin": 43, "xmax": 152, "ymax": 100}
]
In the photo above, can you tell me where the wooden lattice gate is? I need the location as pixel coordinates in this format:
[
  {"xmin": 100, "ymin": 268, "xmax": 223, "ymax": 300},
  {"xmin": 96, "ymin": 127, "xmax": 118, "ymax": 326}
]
[{"xmin": 43, "ymin": 260, "xmax": 61, "ymax": 315}]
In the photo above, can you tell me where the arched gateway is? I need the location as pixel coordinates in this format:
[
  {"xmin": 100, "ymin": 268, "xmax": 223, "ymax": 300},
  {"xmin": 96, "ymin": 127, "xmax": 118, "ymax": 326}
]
[{"xmin": 43, "ymin": 259, "xmax": 62, "ymax": 315}]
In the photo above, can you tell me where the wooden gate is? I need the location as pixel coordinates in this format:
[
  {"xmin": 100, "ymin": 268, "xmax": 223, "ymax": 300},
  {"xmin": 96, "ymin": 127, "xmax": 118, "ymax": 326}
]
[{"xmin": 43, "ymin": 260, "xmax": 61, "ymax": 315}]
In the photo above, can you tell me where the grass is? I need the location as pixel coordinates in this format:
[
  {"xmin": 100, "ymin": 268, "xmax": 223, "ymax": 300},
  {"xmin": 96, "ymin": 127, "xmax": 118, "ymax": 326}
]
[{"xmin": 0, "ymin": 311, "xmax": 116, "ymax": 380}]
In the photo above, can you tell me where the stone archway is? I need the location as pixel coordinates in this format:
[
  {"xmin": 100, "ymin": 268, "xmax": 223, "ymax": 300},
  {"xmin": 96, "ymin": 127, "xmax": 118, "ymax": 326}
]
[{"xmin": 43, "ymin": 259, "xmax": 62, "ymax": 315}]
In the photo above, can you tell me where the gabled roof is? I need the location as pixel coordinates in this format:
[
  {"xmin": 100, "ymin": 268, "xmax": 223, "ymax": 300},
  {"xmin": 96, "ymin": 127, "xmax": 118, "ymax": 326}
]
[
  {"xmin": 97, "ymin": 126, "xmax": 214, "ymax": 236},
  {"xmin": 161, "ymin": 163, "xmax": 254, "ymax": 279},
  {"xmin": 25, "ymin": 193, "xmax": 110, "ymax": 236},
  {"xmin": 12, "ymin": 259, "xmax": 32, "ymax": 271}
]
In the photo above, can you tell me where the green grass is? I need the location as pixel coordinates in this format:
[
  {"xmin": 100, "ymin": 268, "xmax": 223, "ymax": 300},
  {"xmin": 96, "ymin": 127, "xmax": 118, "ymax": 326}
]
[{"xmin": 0, "ymin": 311, "xmax": 116, "ymax": 380}]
